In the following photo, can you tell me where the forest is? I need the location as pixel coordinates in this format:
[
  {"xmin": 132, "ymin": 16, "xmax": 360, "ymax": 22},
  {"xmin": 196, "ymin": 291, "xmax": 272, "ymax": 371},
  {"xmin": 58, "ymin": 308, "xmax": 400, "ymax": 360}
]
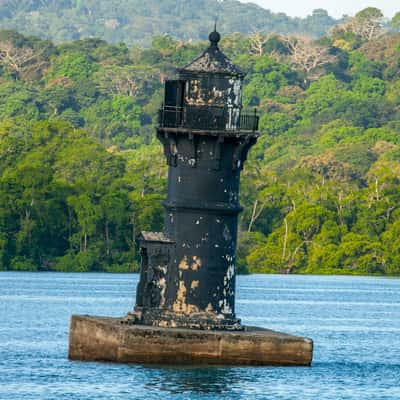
[
  {"xmin": 0, "ymin": 0, "xmax": 341, "ymax": 45},
  {"xmin": 0, "ymin": 7, "xmax": 400, "ymax": 275}
]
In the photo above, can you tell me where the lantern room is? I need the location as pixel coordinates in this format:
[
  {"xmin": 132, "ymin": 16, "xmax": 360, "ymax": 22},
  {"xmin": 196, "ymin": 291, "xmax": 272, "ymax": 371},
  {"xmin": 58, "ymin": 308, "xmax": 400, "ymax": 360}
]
[{"xmin": 159, "ymin": 28, "xmax": 258, "ymax": 132}]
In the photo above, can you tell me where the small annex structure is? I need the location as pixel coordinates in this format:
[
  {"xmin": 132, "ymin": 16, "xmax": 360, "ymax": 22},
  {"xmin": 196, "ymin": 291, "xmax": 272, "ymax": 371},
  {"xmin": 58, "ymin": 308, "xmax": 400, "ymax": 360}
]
[{"xmin": 69, "ymin": 28, "xmax": 313, "ymax": 366}]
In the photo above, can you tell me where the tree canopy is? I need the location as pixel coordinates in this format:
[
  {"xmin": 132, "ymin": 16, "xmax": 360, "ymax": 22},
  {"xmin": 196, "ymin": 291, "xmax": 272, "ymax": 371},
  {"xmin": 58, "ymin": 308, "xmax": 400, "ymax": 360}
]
[
  {"xmin": 0, "ymin": 0, "xmax": 341, "ymax": 46},
  {"xmin": 1, "ymin": 7, "xmax": 400, "ymax": 275}
]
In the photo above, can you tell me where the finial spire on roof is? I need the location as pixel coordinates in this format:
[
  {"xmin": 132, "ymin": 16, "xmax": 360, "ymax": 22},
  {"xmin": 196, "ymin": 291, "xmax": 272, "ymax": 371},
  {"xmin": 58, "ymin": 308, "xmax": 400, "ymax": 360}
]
[{"xmin": 209, "ymin": 18, "xmax": 221, "ymax": 47}]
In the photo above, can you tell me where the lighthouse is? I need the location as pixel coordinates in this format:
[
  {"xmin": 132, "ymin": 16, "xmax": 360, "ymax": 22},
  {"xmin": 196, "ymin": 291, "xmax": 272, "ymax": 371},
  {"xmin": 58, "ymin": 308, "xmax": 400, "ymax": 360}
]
[
  {"xmin": 69, "ymin": 28, "xmax": 313, "ymax": 366},
  {"xmin": 131, "ymin": 28, "xmax": 259, "ymax": 330}
]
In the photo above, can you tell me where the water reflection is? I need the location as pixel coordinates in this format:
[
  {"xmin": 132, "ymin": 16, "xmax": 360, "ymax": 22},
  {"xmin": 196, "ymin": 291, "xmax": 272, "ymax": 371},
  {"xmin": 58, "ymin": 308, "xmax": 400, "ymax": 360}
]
[{"xmin": 140, "ymin": 366, "xmax": 248, "ymax": 395}]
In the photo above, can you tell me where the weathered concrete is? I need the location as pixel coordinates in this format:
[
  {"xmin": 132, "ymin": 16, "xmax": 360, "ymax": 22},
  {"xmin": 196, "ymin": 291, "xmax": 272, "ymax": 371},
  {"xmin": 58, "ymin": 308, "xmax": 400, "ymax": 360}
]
[{"xmin": 68, "ymin": 315, "xmax": 313, "ymax": 366}]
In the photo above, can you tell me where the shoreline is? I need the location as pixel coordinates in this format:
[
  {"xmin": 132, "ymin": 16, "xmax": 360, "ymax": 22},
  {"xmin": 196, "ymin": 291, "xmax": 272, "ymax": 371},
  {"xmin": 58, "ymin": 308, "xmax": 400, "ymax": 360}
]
[{"xmin": 1, "ymin": 270, "xmax": 399, "ymax": 278}]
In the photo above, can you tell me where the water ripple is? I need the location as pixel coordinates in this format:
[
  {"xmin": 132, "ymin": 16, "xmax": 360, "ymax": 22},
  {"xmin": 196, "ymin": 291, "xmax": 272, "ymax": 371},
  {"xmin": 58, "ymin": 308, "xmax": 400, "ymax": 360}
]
[{"xmin": 0, "ymin": 272, "xmax": 399, "ymax": 400}]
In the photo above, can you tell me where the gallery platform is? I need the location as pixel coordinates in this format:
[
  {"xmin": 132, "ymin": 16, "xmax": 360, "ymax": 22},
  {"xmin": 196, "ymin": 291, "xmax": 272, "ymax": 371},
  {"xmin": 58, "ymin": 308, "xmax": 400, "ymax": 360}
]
[{"xmin": 68, "ymin": 315, "xmax": 313, "ymax": 366}]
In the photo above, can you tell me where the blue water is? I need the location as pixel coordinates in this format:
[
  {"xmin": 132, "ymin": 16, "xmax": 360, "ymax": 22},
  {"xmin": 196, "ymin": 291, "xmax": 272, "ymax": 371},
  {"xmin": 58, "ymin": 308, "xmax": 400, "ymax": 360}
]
[{"xmin": 0, "ymin": 273, "xmax": 399, "ymax": 399}]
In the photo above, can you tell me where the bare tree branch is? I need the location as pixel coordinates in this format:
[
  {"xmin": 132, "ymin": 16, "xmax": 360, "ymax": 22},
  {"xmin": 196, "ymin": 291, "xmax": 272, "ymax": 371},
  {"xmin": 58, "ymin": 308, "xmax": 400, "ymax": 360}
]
[
  {"xmin": 247, "ymin": 199, "xmax": 267, "ymax": 232},
  {"xmin": 0, "ymin": 41, "xmax": 46, "ymax": 80},
  {"xmin": 283, "ymin": 36, "xmax": 336, "ymax": 85},
  {"xmin": 249, "ymin": 30, "xmax": 272, "ymax": 57}
]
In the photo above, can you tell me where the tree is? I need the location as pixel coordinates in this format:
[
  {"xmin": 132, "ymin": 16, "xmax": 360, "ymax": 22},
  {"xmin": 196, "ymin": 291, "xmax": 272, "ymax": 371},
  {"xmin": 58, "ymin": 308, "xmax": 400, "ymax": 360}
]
[
  {"xmin": 334, "ymin": 7, "xmax": 385, "ymax": 42},
  {"xmin": 67, "ymin": 194, "xmax": 100, "ymax": 253},
  {"xmin": 46, "ymin": 51, "xmax": 98, "ymax": 82},
  {"xmin": 94, "ymin": 65, "xmax": 161, "ymax": 99},
  {"xmin": 391, "ymin": 12, "xmax": 400, "ymax": 31},
  {"xmin": 354, "ymin": 8, "xmax": 385, "ymax": 40},
  {"xmin": 0, "ymin": 41, "xmax": 45, "ymax": 80},
  {"xmin": 82, "ymin": 95, "xmax": 141, "ymax": 146},
  {"xmin": 382, "ymin": 221, "xmax": 400, "ymax": 274},
  {"xmin": 283, "ymin": 36, "xmax": 336, "ymax": 85},
  {"xmin": 249, "ymin": 31, "xmax": 271, "ymax": 57}
]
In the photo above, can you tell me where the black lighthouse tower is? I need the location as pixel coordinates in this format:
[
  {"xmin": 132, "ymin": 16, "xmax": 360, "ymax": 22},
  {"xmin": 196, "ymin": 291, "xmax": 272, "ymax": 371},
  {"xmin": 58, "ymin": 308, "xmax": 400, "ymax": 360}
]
[{"xmin": 131, "ymin": 28, "xmax": 259, "ymax": 331}]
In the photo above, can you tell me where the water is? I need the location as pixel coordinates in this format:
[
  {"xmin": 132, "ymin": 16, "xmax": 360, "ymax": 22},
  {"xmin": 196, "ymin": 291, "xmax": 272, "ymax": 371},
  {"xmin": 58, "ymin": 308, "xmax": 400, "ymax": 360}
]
[{"xmin": 0, "ymin": 272, "xmax": 399, "ymax": 400}]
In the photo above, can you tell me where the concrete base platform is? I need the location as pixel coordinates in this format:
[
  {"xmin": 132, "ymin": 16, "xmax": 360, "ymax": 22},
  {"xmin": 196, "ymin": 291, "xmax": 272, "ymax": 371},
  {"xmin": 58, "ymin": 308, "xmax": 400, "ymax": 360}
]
[{"xmin": 68, "ymin": 315, "xmax": 313, "ymax": 366}]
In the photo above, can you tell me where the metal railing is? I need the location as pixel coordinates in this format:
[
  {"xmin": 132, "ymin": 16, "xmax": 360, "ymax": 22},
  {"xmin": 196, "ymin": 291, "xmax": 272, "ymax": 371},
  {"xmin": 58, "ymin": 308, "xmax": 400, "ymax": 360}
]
[{"xmin": 158, "ymin": 105, "xmax": 259, "ymax": 132}]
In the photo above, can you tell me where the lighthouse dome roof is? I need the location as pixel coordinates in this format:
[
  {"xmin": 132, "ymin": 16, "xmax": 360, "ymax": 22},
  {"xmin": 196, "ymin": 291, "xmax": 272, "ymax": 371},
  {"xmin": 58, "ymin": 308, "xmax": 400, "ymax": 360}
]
[{"xmin": 179, "ymin": 29, "xmax": 245, "ymax": 77}]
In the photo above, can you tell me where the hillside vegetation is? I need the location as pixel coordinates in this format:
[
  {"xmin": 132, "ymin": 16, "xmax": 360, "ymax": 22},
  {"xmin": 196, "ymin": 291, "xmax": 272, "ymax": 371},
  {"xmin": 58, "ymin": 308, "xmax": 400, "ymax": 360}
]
[
  {"xmin": 0, "ymin": 0, "xmax": 340, "ymax": 45},
  {"xmin": 0, "ymin": 8, "xmax": 400, "ymax": 274}
]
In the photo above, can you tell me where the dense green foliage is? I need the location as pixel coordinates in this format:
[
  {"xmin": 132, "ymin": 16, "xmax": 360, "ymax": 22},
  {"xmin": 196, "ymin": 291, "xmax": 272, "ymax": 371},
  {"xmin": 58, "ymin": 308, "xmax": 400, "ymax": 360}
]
[
  {"xmin": 1, "ymin": 9, "xmax": 400, "ymax": 274},
  {"xmin": 0, "ymin": 1, "xmax": 340, "ymax": 45},
  {"xmin": 0, "ymin": 119, "xmax": 167, "ymax": 272}
]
